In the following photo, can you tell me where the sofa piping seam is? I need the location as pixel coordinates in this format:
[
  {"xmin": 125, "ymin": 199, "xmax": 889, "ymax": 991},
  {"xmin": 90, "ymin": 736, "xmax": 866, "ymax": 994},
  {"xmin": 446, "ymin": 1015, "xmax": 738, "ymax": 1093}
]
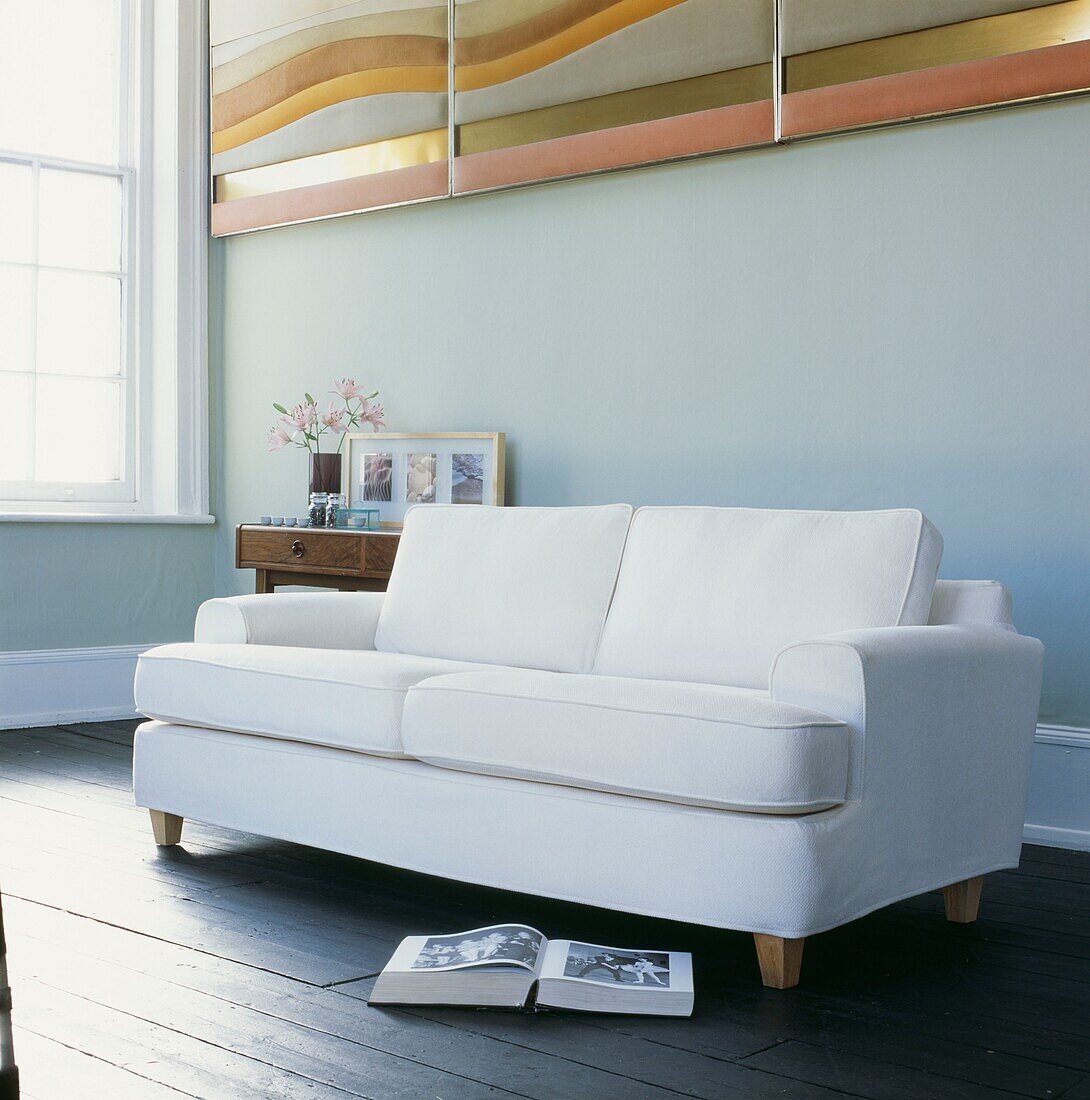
[
  {"xmin": 136, "ymin": 723, "xmax": 846, "ymax": 824},
  {"xmin": 138, "ymin": 712, "xmax": 408, "ymax": 756},
  {"xmin": 139, "ymin": 652, "xmax": 427, "ymax": 693},
  {"xmin": 895, "ymin": 510, "xmax": 927, "ymax": 626},
  {"xmin": 411, "ymin": 754, "xmax": 847, "ymax": 811},
  {"xmin": 769, "ymin": 639, "xmax": 869, "ymax": 801},
  {"xmin": 408, "ymin": 683, "xmax": 845, "ymax": 729},
  {"xmin": 586, "ymin": 506, "xmax": 637, "ymax": 675}
]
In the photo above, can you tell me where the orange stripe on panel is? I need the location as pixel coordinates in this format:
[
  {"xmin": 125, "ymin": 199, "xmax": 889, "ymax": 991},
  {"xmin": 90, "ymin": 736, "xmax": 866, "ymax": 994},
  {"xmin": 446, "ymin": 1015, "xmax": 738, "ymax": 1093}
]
[
  {"xmin": 455, "ymin": 0, "xmax": 620, "ymax": 66},
  {"xmin": 453, "ymin": 99, "xmax": 773, "ymax": 192},
  {"xmin": 781, "ymin": 37, "xmax": 1090, "ymax": 136},
  {"xmin": 212, "ymin": 66, "xmax": 448, "ymax": 152},
  {"xmin": 212, "ymin": 36, "xmax": 448, "ymax": 131},
  {"xmin": 455, "ymin": 0, "xmax": 686, "ymax": 91},
  {"xmin": 211, "ymin": 160, "xmax": 449, "ymax": 235}
]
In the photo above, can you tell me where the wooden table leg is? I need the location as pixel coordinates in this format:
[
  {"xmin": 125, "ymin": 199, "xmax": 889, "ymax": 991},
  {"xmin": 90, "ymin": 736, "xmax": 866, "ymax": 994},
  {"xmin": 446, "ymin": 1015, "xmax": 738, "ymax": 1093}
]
[{"xmin": 255, "ymin": 569, "xmax": 272, "ymax": 594}]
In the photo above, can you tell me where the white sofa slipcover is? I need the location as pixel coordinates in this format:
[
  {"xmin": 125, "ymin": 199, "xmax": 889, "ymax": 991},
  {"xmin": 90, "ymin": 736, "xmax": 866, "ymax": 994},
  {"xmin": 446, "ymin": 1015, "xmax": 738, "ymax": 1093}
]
[{"xmin": 132, "ymin": 504, "xmax": 1043, "ymax": 989}]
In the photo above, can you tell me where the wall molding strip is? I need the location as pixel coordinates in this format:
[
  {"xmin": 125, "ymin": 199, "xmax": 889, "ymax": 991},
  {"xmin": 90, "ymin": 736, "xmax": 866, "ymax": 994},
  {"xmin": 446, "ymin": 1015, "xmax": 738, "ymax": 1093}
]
[
  {"xmin": 0, "ymin": 644, "xmax": 157, "ymax": 730},
  {"xmin": 1025, "ymin": 723, "xmax": 1090, "ymax": 852},
  {"xmin": 1033, "ymin": 723, "xmax": 1090, "ymax": 748}
]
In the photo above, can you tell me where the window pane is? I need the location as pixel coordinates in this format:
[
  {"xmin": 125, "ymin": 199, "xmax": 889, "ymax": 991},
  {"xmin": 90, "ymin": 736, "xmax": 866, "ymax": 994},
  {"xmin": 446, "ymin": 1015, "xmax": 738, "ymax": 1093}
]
[
  {"xmin": 0, "ymin": 162, "xmax": 34, "ymax": 264},
  {"xmin": 39, "ymin": 170, "xmax": 123, "ymax": 271},
  {"xmin": 0, "ymin": 266, "xmax": 35, "ymax": 372},
  {"xmin": 35, "ymin": 375, "xmax": 121, "ymax": 482},
  {"xmin": 0, "ymin": 373, "xmax": 32, "ymax": 481},
  {"xmin": 37, "ymin": 270, "xmax": 122, "ymax": 377},
  {"xmin": 0, "ymin": 0, "xmax": 120, "ymax": 164}
]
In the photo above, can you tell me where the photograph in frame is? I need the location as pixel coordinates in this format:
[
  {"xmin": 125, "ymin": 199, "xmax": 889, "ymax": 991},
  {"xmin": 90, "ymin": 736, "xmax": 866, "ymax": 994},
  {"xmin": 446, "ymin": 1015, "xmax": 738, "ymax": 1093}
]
[
  {"xmin": 451, "ymin": 453, "xmax": 485, "ymax": 504},
  {"xmin": 406, "ymin": 452, "xmax": 437, "ymax": 503},
  {"xmin": 360, "ymin": 453, "xmax": 393, "ymax": 501}
]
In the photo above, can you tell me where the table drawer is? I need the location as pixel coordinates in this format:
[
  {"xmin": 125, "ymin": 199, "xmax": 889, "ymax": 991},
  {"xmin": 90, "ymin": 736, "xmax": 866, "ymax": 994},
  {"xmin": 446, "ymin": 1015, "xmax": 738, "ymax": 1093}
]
[
  {"xmin": 238, "ymin": 528, "xmax": 363, "ymax": 572},
  {"xmin": 365, "ymin": 535, "xmax": 399, "ymax": 574}
]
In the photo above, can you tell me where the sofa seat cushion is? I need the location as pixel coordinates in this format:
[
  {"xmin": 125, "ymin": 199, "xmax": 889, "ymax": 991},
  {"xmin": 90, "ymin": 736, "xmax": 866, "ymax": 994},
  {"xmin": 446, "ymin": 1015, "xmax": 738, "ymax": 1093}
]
[
  {"xmin": 402, "ymin": 670, "xmax": 850, "ymax": 813},
  {"xmin": 135, "ymin": 643, "xmax": 509, "ymax": 757}
]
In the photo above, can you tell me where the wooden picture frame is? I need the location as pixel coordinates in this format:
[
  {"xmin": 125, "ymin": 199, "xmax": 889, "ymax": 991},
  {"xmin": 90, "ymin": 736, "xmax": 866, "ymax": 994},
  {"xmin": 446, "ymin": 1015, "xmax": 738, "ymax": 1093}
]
[{"xmin": 342, "ymin": 432, "xmax": 505, "ymax": 528}]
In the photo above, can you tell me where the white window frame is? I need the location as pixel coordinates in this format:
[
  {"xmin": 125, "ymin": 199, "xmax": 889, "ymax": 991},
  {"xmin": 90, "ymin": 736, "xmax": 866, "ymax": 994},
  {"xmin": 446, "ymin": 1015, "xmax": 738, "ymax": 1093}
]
[
  {"xmin": 0, "ymin": 150, "xmax": 137, "ymax": 504},
  {"xmin": 0, "ymin": 0, "xmax": 211, "ymax": 525}
]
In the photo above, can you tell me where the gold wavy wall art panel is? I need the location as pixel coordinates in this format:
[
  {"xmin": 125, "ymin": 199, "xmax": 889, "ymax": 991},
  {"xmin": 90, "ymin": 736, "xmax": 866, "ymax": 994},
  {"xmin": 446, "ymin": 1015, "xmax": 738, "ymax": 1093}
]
[
  {"xmin": 210, "ymin": 0, "xmax": 451, "ymax": 235},
  {"xmin": 780, "ymin": 0, "xmax": 1090, "ymax": 137},
  {"xmin": 450, "ymin": 0, "xmax": 775, "ymax": 193},
  {"xmin": 209, "ymin": 0, "xmax": 1090, "ymax": 235}
]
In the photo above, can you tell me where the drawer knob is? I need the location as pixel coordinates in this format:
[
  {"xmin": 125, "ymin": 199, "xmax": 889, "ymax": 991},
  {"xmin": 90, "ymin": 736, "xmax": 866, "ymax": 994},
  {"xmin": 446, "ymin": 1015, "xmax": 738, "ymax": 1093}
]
[{"xmin": 291, "ymin": 540, "xmax": 305, "ymax": 558}]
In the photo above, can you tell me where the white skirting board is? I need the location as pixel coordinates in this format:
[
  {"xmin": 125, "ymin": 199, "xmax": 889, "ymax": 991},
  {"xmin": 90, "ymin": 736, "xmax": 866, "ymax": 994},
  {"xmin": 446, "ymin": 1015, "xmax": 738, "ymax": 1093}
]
[
  {"xmin": 0, "ymin": 644, "xmax": 155, "ymax": 729},
  {"xmin": 0, "ymin": 645, "xmax": 1087, "ymax": 849},
  {"xmin": 1024, "ymin": 725, "xmax": 1090, "ymax": 852}
]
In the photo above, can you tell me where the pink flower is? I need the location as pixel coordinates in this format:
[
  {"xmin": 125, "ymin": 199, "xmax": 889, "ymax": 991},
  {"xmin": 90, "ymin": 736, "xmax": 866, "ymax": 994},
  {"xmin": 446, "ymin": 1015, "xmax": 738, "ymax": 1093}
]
[
  {"xmin": 358, "ymin": 399, "xmax": 385, "ymax": 431},
  {"xmin": 320, "ymin": 402, "xmax": 347, "ymax": 433},
  {"xmin": 286, "ymin": 403, "xmax": 316, "ymax": 430},
  {"xmin": 266, "ymin": 423, "xmax": 294, "ymax": 452},
  {"xmin": 333, "ymin": 378, "xmax": 363, "ymax": 401}
]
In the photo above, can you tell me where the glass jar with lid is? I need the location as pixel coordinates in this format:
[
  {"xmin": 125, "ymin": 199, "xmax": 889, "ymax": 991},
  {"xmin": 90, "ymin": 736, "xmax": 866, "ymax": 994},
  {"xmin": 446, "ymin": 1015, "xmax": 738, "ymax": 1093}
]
[
  {"xmin": 308, "ymin": 492, "xmax": 328, "ymax": 528},
  {"xmin": 325, "ymin": 492, "xmax": 346, "ymax": 529}
]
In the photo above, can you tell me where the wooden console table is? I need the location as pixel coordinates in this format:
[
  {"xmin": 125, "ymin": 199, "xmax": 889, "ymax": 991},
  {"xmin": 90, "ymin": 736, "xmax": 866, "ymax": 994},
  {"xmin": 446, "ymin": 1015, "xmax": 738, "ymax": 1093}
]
[{"xmin": 236, "ymin": 525, "xmax": 400, "ymax": 593}]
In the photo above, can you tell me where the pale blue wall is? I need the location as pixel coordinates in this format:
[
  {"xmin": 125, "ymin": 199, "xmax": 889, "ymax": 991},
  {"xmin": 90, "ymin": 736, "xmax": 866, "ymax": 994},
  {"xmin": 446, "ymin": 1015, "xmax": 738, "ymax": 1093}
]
[
  {"xmin": 0, "ymin": 524, "xmax": 214, "ymax": 650},
  {"xmin": 214, "ymin": 98, "xmax": 1090, "ymax": 725}
]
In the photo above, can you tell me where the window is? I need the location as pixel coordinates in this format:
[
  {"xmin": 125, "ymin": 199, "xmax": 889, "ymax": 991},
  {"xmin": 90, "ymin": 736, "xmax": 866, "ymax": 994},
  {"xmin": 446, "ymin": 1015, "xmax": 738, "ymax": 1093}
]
[{"xmin": 0, "ymin": 0, "xmax": 209, "ymax": 521}]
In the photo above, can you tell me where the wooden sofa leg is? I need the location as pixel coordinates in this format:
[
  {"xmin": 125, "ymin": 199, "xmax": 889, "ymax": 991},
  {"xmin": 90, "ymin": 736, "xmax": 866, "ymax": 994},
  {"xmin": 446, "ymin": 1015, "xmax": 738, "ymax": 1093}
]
[
  {"xmin": 149, "ymin": 810, "xmax": 183, "ymax": 847},
  {"xmin": 754, "ymin": 934, "xmax": 805, "ymax": 989},
  {"xmin": 943, "ymin": 876, "xmax": 983, "ymax": 923}
]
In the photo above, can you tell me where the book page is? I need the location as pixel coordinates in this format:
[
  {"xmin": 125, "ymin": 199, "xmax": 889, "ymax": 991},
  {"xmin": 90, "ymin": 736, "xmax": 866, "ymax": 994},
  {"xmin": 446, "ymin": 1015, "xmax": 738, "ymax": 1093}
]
[
  {"xmin": 541, "ymin": 940, "xmax": 692, "ymax": 992},
  {"xmin": 387, "ymin": 924, "xmax": 548, "ymax": 974}
]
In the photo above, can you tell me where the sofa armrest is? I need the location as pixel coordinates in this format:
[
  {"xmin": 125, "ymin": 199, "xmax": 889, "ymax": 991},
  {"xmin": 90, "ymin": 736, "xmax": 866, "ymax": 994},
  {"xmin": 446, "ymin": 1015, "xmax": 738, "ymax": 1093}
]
[
  {"xmin": 194, "ymin": 591, "xmax": 385, "ymax": 650},
  {"xmin": 770, "ymin": 625, "xmax": 1044, "ymax": 878}
]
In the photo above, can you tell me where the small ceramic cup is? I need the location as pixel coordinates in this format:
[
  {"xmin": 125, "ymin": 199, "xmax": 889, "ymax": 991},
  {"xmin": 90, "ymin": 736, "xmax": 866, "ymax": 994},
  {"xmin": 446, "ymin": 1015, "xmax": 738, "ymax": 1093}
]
[
  {"xmin": 271, "ymin": 516, "xmax": 284, "ymax": 526},
  {"xmin": 259, "ymin": 515, "xmax": 272, "ymax": 525},
  {"xmin": 297, "ymin": 516, "xmax": 311, "ymax": 528},
  {"xmin": 284, "ymin": 517, "xmax": 297, "ymax": 527}
]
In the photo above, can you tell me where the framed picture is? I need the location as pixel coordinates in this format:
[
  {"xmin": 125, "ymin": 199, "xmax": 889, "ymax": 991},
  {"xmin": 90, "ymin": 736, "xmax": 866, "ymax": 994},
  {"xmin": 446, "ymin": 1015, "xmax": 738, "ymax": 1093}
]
[{"xmin": 343, "ymin": 432, "xmax": 505, "ymax": 527}]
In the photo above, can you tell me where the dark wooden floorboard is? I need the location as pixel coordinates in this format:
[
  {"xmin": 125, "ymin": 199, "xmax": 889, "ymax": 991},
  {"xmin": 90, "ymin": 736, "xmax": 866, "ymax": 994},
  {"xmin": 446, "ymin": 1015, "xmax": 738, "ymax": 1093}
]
[{"xmin": 1, "ymin": 725, "xmax": 1088, "ymax": 1099}]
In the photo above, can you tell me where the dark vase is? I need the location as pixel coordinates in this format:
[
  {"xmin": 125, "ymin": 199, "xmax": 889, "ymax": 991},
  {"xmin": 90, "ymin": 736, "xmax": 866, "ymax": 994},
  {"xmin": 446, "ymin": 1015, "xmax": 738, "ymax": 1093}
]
[{"xmin": 309, "ymin": 452, "xmax": 342, "ymax": 495}]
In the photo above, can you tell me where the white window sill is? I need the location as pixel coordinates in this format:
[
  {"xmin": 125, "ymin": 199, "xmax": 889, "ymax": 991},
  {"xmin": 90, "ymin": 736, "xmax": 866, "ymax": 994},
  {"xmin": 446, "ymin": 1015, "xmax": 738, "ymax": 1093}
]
[{"xmin": 0, "ymin": 512, "xmax": 216, "ymax": 525}]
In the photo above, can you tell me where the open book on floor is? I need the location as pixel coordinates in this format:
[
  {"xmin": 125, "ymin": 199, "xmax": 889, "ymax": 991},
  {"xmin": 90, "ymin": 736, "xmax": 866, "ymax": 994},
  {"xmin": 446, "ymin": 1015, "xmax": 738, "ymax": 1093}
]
[{"xmin": 368, "ymin": 924, "xmax": 694, "ymax": 1016}]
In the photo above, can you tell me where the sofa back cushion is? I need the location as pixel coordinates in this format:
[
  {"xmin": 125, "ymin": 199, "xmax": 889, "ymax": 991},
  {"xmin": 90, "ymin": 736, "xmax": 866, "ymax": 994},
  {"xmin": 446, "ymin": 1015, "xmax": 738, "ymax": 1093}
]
[
  {"xmin": 928, "ymin": 579, "xmax": 1013, "ymax": 628},
  {"xmin": 375, "ymin": 504, "xmax": 633, "ymax": 672},
  {"xmin": 593, "ymin": 506, "xmax": 943, "ymax": 688}
]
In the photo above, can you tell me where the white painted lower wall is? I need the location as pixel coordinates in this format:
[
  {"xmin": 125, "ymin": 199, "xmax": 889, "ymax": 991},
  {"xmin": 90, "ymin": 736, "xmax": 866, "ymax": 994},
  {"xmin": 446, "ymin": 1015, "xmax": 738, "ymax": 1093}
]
[
  {"xmin": 1024, "ymin": 725, "xmax": 1090, "ymax": 852},
  {"xmin": 0, "ymin": 644, "xmax": 153, "ymax": 729},
  {"xmin": 1, "ymin": 645, "xmax": 1087, "ymax": 850}
]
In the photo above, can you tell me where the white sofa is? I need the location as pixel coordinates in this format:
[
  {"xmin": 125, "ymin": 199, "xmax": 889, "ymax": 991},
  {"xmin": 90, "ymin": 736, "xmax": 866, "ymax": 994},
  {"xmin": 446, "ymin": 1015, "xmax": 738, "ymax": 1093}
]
[{"xmin": 133, "ymin": 505, "xmax": 1044, "ymax": 988}]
